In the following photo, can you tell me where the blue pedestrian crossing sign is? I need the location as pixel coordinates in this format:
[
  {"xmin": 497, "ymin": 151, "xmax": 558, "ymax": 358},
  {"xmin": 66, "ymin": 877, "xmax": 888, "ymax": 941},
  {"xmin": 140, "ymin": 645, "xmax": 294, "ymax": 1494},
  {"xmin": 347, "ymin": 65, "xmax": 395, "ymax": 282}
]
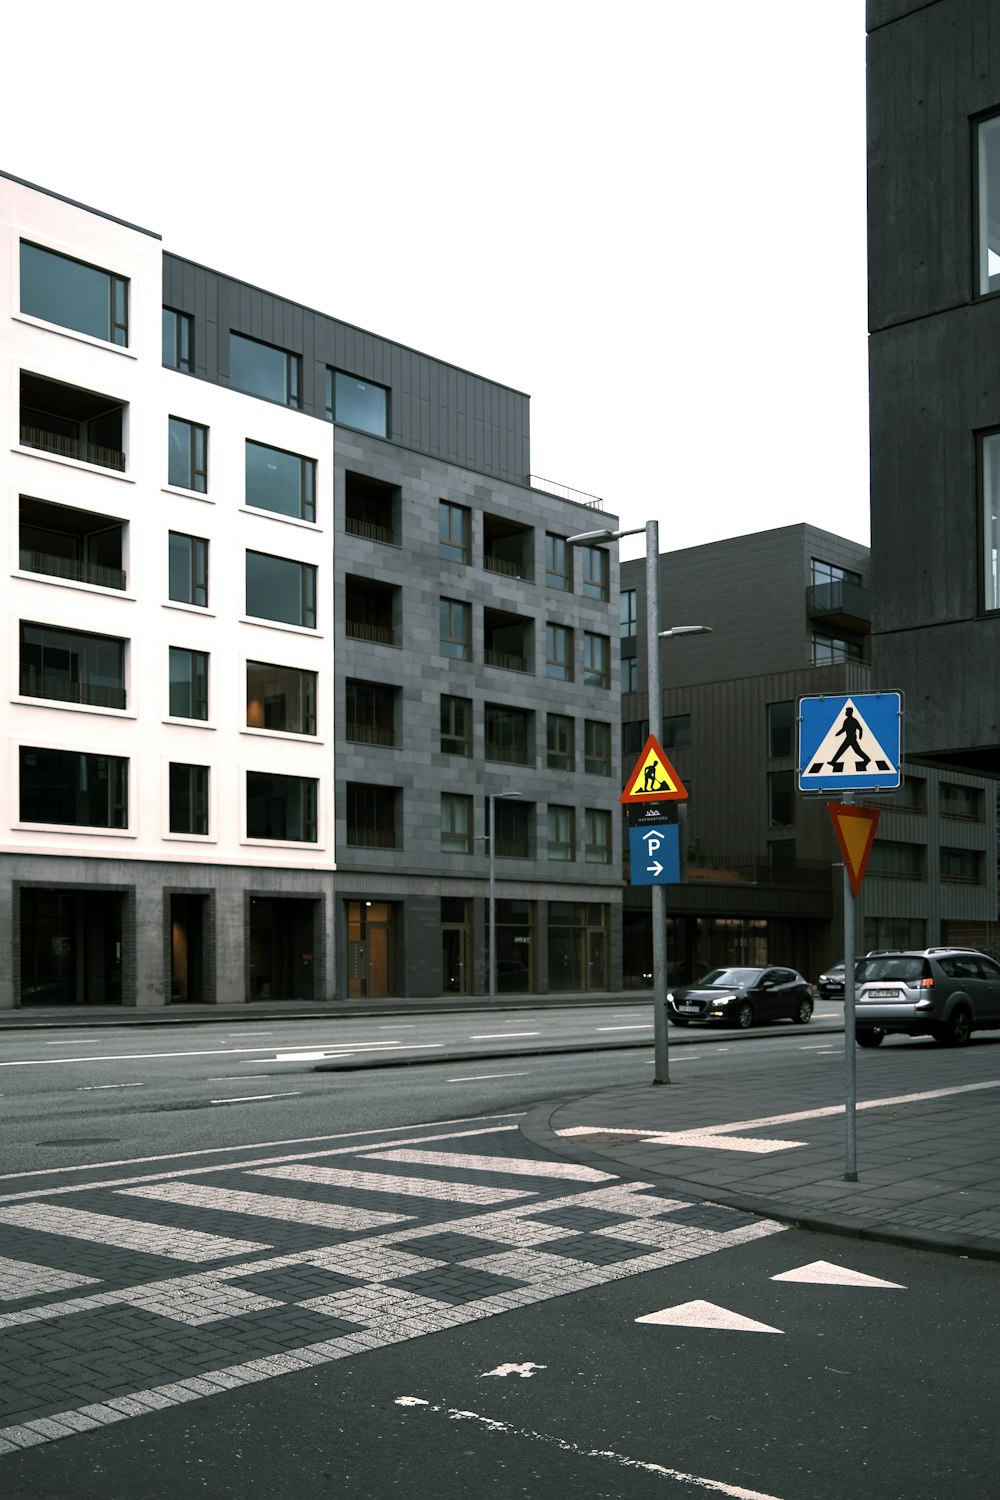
[{"xmin": 798, "ymin": 692, "xmax": 903, "ymax": 793}]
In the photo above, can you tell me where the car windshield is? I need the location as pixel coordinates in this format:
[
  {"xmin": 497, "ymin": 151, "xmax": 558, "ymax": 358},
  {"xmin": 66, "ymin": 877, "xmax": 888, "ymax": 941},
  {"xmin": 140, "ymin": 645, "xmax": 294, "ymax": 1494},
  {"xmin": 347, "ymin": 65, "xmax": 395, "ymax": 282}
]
[
  {"xmin": 696, "ymin": 968, "xmax": 762, "ymax": 989},
  {"xmin": 857, "ymin": 956, "xmax": 928, "ymax": 984}
]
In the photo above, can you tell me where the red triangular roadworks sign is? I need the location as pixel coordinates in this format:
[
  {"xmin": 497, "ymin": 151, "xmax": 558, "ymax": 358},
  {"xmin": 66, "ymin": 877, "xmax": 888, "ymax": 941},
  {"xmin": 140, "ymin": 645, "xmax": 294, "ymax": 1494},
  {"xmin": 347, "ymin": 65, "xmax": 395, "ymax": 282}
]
[
  {"xmin": 828, "ymin": 803, "xmax": 880, "ymax": 897},
  {"xmin": 620, "ymin": 733, "xmax": 688, "ymax": 804}
]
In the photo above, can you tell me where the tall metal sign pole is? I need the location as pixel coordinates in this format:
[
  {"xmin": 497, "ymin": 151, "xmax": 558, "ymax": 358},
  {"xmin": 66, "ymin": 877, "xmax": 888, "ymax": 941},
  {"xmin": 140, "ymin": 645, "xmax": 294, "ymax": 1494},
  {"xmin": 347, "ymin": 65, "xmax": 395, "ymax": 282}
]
[
  {"xmin": 799, "ymin": 692, "xmax": 901, "ymax": 1180},
  {"xmin": 645, "ymin": 521, "xmax": 669, "ymax": 1082}
]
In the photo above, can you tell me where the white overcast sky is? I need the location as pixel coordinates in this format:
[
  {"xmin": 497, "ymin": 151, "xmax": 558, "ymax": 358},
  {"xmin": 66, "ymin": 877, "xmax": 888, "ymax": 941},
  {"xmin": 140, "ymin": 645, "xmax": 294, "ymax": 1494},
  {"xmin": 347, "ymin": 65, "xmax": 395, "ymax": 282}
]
[{"xmin": 2, "ymin": 1, "xmax": 869, "ymax": 561}]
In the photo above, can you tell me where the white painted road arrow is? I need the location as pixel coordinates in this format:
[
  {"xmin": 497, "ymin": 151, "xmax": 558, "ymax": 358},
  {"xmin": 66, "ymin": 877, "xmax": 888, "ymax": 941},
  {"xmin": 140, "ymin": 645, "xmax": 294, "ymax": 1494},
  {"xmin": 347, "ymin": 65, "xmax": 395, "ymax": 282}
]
[
  {"xmin": 771, "ymin": 1260, "xmax": 904, "ymax": 1289},
  {"xmin": 635, "ymin": 1300, "xmax": 783, "ymax": 1334}
]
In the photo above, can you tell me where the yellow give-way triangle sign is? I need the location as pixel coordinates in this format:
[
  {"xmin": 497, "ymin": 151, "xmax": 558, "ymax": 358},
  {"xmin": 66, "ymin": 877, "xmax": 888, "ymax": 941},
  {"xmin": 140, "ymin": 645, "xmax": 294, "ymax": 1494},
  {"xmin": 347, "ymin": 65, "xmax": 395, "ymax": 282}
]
[{"xmin": 620, "ymin": 733, "xmax": 688, "ymax": 803}]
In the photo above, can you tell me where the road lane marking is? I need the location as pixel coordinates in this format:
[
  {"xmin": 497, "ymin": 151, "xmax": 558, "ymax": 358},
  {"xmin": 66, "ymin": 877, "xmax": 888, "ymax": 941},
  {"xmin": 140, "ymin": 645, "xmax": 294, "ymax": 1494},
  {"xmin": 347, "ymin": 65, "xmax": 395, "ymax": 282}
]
[
  {"xmin": 0, "ymin": 1204, "xmax": 269, "ymax": 1261},
  {"xmin": 772, "ymin": 1260, "xmax": 904, "ymax": 1289},
  {"xmin": 76, "ymin": 1083, "xmax": 145, "ymax": 1091},
  {"xmin": 448, "ymin": 1072, "xmax": 530, "ymax": 1082},
  {"xmin": 253, "ymin": 1163, "xmax": 533, "ymax": 1205},
  {"xmin": 595, "ymin": 1025, "xmax": 653, "ymax": 1032},
  {"xmin": 209, "ymin": 1092, "xmax": 302, "ymax": 1104},
  {"xmin": 636, "ymin": 1300, "xmax": 783, "ymax": 1334},
  {"xmin": 364, "ymin": 1149, "xmax": 615, "ymax": 1182},
  {"xmin": 121, "ymin": 1182, "xmax": 408, "ymax": 1230},
  {"xmin": 470, "ymin": 1032, "xmax": 540, "ymax": 1040}
]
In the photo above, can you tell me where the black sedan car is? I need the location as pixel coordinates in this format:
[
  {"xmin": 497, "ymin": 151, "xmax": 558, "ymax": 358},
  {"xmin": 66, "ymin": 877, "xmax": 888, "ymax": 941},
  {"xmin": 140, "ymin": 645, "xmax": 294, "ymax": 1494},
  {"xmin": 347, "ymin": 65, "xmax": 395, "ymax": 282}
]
[{"xmin": 667, "ymin": 966, "xmax": 814, "ymax": 1029}]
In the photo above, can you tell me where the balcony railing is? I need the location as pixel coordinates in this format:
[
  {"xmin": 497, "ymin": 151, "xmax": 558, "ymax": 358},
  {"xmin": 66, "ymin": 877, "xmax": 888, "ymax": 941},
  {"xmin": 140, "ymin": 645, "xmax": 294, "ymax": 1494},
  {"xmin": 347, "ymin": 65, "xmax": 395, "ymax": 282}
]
[
  {"xmin": 484, "ymin": 555, "xmax": 531, "ymax": 581},
  {"xmin": 485, "ymin": 648, "xmax": 528, "ymax": 672},
  {"xmin": 347, "ymin": 827, "xmax": 398, "ymax": 848},
  {"xmin": 495, "ymin": 839, "xmax": 530, "ymax": 859},
  {"xmin": 485, "ymin": 743, "xmax": 530, "ymax": 764},
  {"xmin": 21, "ymin": 425, "xmax": 126, "ymax": 473},
  {"xmin": 346, "ymin": 723, "xmax": 396, "ymax": 747},
  {"xmin": 346, "ymin": 620, "xmax": 394, "ymax": 646},
  {"xmin": 529, "ymin": 476, "xmax": 603, "ymax": 509},
  {"xmin": 20, "ymin": 548, "xmax": 126, "ymax": 591},
  {"xmin": 19, "ymin": 668, "xmax": 126, "ymax": 710},
  {"xmin": 346, "ymin": 517, "xmax": 394, "ymax": 545}
]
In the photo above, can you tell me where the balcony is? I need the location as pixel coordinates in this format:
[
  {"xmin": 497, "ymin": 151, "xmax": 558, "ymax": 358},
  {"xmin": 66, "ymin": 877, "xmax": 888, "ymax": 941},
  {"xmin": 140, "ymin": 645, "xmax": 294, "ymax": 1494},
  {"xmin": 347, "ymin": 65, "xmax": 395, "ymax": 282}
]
[
  {"xmin": 19, "ymin": 667, "xmax": 126, "ymax": 711},
  {"xmin": 345, "ymin": 472, "xmax": 399, "ymax": 546},
  {"xmin": 20, "ymin": 373, "xmax": 126, "ymax": 473},
  {"xmin": 484, "ymin": 514, "xmax": 533, "ymax": 581},
  {"xmin": 345, "ymin": 576, "xmax": 398, "ymax": 647},
  {"xmin": 807, "ymin": 580, "xmax": 870, "ymax": 633},
  {"xmin": 484, "ymin": 607, "xmax": 532, "ymax": 673},
  {"xmin": 19, "ymin": 497, "xmax": 126, "ymax": 591}
]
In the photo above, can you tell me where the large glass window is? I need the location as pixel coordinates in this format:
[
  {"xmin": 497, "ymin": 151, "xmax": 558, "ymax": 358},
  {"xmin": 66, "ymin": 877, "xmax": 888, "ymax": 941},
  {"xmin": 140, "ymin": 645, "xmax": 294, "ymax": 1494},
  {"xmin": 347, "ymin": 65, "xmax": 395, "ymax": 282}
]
[
  {"xmin": 347, "ymin": 681, "xmax": 396, "ymax": 747},
  {"xmin": 767, "ymin": 701, "xmax": 794, "ymax": 758},
  {"xmin": 20, "ymin": 241, "xmax": 128, "ymax": 346},
  {"xmin": 20, "ymin": 622, "xmax": 125, "ymax": 710},
  {"xmin": 441, "ymin": 793, "xmax": 473, "ymax": 853},
  {"xmin": 546, "ymin": 623, "xmax": 573, "ymax": 680},
  {"xmin": 246, "ymin": 551, "xmax": 317, "ymax": 628},
  {"xmin": 585, "ymin": 809, "xmax": 612, "ymax": 863},
  {"xmin": 246, "ymin": 441, "xmax": 315, "ymax": 522},
  {"xmin": 978, "ymin": 116, "xmax": 1000, "ymax": 296},
  {"xmin": 230, "ymin": 333, "xmax": 301, "ymax": 408},
  {"xmin": 940, "ymin": 782, "xmax": 983, "ymax": 820},
  {"xmin": 168, "ymin": 418, "xmax": 208, "ymax": 493},
  {"xmin": 163, "ymin": 308, "xmax": 193, "ymax": 371},
  {"xmin": 547, "ymin": 713, "xmax": 575, "ymax": 772},
  {"xmin": 583, "ymin": 631, "xmax": 610, "ymax": 687},
  {"xmin": 169, "ymin": 532, "xmax": 208, "ymax": 608},
  {"xmin": 346, "ymin": 785, "xmax": 398, "ymax": 848},
  {"xmin": 620, "ymin": 588, "xmax": 637, "ymax": 637},
  {"xmin": 326, "ymin": 369, "xmax": 389, "ymax": 437},
  {"xmin": 169, "ymin": 647, "xmax": 209, "ymax": 721},
  {"xmin": 581, "ymin": 545, "xmax": 609, "ymax": 600},
  {"xmin": 584, "ymin": 720, "xmax": 612, "ymax": 776},
  {"xmin": 485, "ymin": 704, "xmax": 531, "ymax": 765},
  {"xmin": 439, "ymin": 501, "xmax": 471, "ymax": 563},
  {"xmin": 941, "ymin": 848, "xmax": 983, "ymax": 884},
  {"xmin": 545, "ymin": 533, "xmax": 571, "ymax": 591},
  {"xmin": 169, "ymin": 763, "xmax": 209, "ymax": 835},
  {"xmin": 20, "ymin": 747, "xmax": 127, "ymax": 828},
  {"xmin": 982, "ymin": 431, "xmax": 1000, "ymax": 611},
  {"xmin": 547, "ymin": 804, "xmax": 575, "ymax": 861},
  {"xmin": 441, "ymin": 694, "xmax": 472, "ymax": 756},
  {"xmin": 246, "ymin": 771, "xmax": 317, "ymax": 842},
  {"xmin": 621, "ymin": 656, "xmax": 639, "ymax": 692},
  {"xmin": 768, "ymin": 770, "xmax": 794, "ymax": 828},
  {"xmin": 440, "ymin": 598, "xmax": 471, "ymax": 660},
  {"xmin": 811, "ymin": 632, "xmax": 863, "ymax": 665},
  {"xmin": 246, "ymin": 661, "xmax": 317, "ymax": 735}
]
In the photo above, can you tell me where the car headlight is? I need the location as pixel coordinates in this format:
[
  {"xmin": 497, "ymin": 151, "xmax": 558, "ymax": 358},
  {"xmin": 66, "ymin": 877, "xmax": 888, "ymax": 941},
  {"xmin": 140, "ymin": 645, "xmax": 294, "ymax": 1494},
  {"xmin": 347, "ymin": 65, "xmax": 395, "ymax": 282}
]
[
  {"xmin": 666, "ymin": 992, "xmax": 674, "ymax": 1003},
  {"xmin": 714, "ymin": 996, "xmax": 730, "ymax": 1005}
]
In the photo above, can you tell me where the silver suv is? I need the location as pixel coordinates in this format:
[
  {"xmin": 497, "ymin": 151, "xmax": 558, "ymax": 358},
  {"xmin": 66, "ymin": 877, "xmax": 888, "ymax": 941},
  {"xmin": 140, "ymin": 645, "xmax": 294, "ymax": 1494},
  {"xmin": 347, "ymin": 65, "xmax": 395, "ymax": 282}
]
[{"xmin": 854, "ymin": 947, "xmax": 1000, "ymax": 1048}]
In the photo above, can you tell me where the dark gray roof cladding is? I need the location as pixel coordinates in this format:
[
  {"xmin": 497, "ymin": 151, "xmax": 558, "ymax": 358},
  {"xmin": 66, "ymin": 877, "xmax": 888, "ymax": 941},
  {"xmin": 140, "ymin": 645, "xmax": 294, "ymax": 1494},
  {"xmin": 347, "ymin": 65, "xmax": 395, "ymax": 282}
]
[{"xmin": 0, "ymin": 170, "xmax": 162, "ymax": 239}]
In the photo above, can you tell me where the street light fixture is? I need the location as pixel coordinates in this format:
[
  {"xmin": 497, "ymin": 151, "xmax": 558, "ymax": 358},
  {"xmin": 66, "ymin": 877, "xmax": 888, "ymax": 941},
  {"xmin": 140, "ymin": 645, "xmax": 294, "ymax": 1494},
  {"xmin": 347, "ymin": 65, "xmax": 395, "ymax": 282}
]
[
  {"xmin": 567, "ymin": 519, "xmax": 709, "ymax": 1083},
  {"xmin": 488, "ymin": 791, "xmax": 522, "ymax": 1004}
]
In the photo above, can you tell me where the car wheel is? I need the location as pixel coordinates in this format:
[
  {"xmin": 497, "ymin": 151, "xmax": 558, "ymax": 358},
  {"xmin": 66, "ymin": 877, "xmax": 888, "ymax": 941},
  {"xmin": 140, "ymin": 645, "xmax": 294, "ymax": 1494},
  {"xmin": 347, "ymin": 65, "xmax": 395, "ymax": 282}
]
[
  {"xmin": 735, "ymin": 1000, "xmax": 754, "ymax": 1030},
  {"xmin": 792, "ymin": 998, "xmax": 813, "ymax": 1025},
  {"xmin": 668, "ymin": 1015, "xmax": 690, "ymax": 1027},
  {"xmin": 856, "ymin": 1028, "xmax": 884, "ymax": 1048},
  {"xmin": 934, "ymin": 1008, "xmax": 972, "ymax": 1047}
]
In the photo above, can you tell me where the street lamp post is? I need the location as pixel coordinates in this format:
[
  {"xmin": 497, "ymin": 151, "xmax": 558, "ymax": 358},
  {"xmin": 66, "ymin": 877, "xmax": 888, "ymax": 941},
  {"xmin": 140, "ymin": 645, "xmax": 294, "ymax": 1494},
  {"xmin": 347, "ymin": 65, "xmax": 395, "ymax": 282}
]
[
  {"xmin": 567, "ymin": 520, "xmax": 709, "ymax": 1083},
  {"xmin": 488, "ymin": 791, "xmax": 521, "ymax": 1004}
]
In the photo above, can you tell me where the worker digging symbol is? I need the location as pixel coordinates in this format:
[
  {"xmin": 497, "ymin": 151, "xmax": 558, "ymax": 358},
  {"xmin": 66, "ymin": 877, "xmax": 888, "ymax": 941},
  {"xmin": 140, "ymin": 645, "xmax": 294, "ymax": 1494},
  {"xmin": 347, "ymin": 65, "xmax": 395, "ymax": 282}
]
[
  {"xmin": 643, "ymin": 759, "xmax": 672, "ymax": 793},
  {"xmin": 829, "ymin": 705, "xmax": 871, "ymax": 774}
]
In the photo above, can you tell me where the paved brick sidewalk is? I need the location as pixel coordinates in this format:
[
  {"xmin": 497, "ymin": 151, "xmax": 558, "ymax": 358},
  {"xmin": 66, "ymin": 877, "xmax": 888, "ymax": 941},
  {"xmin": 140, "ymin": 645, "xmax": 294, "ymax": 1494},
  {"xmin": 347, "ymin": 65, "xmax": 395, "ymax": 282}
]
[{"xmin": 522, "ymin": 1041, "xmax": 1000, "ymax": 1260}]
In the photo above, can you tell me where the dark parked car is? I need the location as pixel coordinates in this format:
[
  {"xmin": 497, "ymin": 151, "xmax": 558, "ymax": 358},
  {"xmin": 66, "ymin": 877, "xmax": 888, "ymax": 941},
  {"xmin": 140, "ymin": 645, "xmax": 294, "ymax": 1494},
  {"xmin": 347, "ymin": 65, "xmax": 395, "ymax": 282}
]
[
  {"xmin": 854, "ymin": 946, "xmax": 1000, "ymax": 1047},
  {"xmin": 817, "ymin": 961, "xmax": 847, "ymax": 998},
  {"xmin": 667, "ymin": 966, "xmax": 814, "ymax": 1029}
]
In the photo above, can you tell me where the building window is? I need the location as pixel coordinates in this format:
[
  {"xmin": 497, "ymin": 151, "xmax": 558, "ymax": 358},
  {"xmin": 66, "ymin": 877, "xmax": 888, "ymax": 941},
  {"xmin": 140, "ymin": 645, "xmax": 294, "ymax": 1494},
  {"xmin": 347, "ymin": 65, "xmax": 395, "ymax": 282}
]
[
  {"xmin": 583, "ymin": 631, "xmax": 610, "ymax": 688},
  {"xmin": 811, "ymin": 632, "xmax": 863, "ymax": 665},
  {"xmin": 346, "ymin": 785, "xmax": 398, "ymax": 848},
  {"xmin": 441, "ymin": 792, "xmax": 473, "ymax": 854},
  {"xmin": 245, "ymin": 440, "xmax": 316, "ymax": 523},
  {"xmin": 169, "ymin": 763, "xmax": 209, "ymax": 835},
  {"xmin": 246, "ymin": 551, "xmax": 317, "ymax": 628},
  {"xmin": 440, "ymin": 598, "xmax": 471, "ymax": 660},
  {"xmin": 584, "ymin": 720, "xmax": 612, "ymax": 776},
  {"xmin": 163, "ymin": 308, "xmax": 194, "ymax": 372},
  {"xmin": 547, "ymin": 713, "xmax": 575, "ymax": 772},
  {"xmin": 169, "ymin": 647, "xmax": 209, "ymax": 721},
  {"xmin": 546, "ymin": 623, "xmax": 573, "ymax": 680},
  {"xmin": 545, "ymin": 533, "xmax": 571, "ymax": 591},
  {"xmin": 581, "ymin": 545, "xmax": 609, "ymax": 601},
  {"xmin": 168, "ymin": 417, "xmax": 208, "ymax": 493},
  {"xmin": 548, "ymin": 804, "xmax": 575, "ymax": 861},
  {"xmin": 867, "ymin": 841, "xmax": 923, "ymax": 881},
  {"xmin": 492, "ymin": 797, "xmax": 531, "ymax": 859},
  {"xmin": 940, "ymin": 782, "xmax": 983, "ymax": 820},
  {"xmin": 347, "ymin": 681, "xmax": 396, "ymax": 747},
  {"xmin": 620, "ymin": 588, "xmax": 637, "ymax": 637},
  {"xmin": 439, "ymin": 501, "xmax": 471, "ymax": 564},
  {"xmin": 810, "ymin": 558, "xmax": 861, "ymax": 587},
  {"xmin": 325, "ymin": 369, "xmax": 389, "ymax": 437},
  {"xmin": 621, "ymin": 654, "xmax": 638, "ymax": 692},
  {"xmin": 768, "ymin": 770, "xmax": 794, "ymax": 828},
  {"xmin": 486, "ymin": 704, "xmax": 531, "ymax": 765},
  {"xmin": 20, "ymin": 241, "xmax": 128, "ymax": 346},
  {"xmin": 230, "ymin": 332, "xmax": 301, "ymax": 409},
  {"xmin": 441, "ymin": 694, "xmax": 472, "ymax": 756},
  {"xmin": 941, "ymin": 848, "xmax": 983, "ymax": 885},
  {"xmin": 19, "ymin": 622, "xmax": 126, "ymax": 710},
  {"xmin": 20, "ymin": 746, "xmax": 127, "ymax": 828},
  {"xmin": 168, "ymin": 532, "xmax": 208, "ymax": 608},
  {"xmin": 19, "ymin": 497, "xmax": 126, "ymax": 592},
  {"xmin": 246, "ymin": 661, "xmax": 317, "ymax": 735},
  {"xmin": 246, "ymin": 771, "xmax": 318, "ymax": 842},
  {"xmin": 977, "ymin": 115, "xmax": 1000, "ymax": 296},
  {"xmin": 767, "ymin": 701, "xmax": 794, "ymax": 758},
  {"xmin": 662, "ymin": 714, "xmax": 691, "ymax": 751},
  {"xmin": 585, "ymin": 808, "xmax": 611, "ymax": 863},
  {"xmin": 864, "ymin": 916, "xmax": 925, "ymax": 951},
  {"xmin": 982, "ymin": 431, "xmax": 1000, "ymax": 611}
]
